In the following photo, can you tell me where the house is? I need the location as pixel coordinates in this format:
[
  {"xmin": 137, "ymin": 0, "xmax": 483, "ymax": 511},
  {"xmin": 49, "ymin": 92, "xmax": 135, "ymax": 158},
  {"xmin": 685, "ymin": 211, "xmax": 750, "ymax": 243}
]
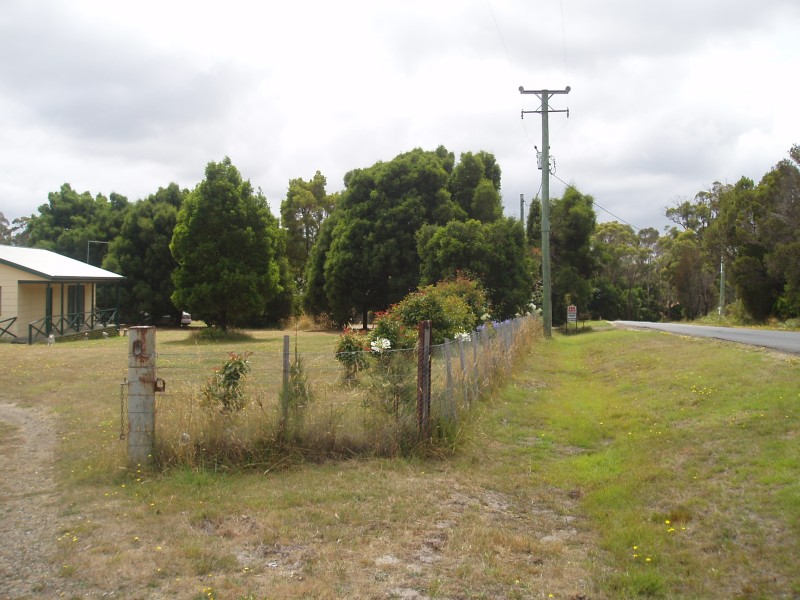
[{"xmin": 0, "ymin": 245, "xmax": 123, "ymax": 344}]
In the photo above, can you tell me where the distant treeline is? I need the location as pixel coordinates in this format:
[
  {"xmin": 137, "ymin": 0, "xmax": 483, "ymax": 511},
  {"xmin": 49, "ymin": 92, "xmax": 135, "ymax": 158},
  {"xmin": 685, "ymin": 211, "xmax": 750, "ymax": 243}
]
[{"xmin": 2, "ymin": 144, "xmax": 797, "ymax": 326}]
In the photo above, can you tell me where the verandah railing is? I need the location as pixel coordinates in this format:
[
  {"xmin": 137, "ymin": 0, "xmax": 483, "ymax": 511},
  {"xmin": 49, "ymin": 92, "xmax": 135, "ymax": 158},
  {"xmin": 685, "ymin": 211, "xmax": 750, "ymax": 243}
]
[
  {"xmin": 28, "ymin": 307, "xmax": 119, "ymax": 344},
  {"xmin": 0, "ymin": 316, "xmax": 17, "ymax": 339}
]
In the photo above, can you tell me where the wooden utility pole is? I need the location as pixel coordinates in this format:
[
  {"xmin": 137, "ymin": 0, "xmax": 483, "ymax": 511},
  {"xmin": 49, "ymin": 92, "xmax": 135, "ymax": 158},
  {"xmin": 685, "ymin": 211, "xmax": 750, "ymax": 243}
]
[{"xmin": 519, "ymin": 86, "xmax": 571, "ymax": 338}]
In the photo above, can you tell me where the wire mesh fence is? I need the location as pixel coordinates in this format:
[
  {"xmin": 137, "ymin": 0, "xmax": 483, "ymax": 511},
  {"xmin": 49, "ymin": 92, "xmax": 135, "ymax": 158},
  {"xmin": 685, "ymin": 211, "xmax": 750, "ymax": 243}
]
[{"xmin": 147, "ymin": 316, "xmax": 537, "ymax": 468}]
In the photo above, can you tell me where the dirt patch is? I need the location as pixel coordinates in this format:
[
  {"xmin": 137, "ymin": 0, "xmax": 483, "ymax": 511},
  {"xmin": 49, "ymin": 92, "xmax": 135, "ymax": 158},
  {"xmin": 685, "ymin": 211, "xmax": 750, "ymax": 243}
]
[{"xmin": 0, "ymin": 403, "xmax": 76, "ymax": 598}]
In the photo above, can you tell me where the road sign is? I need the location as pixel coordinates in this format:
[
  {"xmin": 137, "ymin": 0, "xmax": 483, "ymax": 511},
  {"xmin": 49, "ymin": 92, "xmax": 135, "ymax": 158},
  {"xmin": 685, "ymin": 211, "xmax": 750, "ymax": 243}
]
[{"xmin": 567, "ymin": 305, "xmax": 577, "ymax": 323}]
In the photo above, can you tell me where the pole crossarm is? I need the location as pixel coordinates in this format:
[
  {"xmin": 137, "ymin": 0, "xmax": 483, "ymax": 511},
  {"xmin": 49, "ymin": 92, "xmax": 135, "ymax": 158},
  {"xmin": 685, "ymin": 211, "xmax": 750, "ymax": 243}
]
[
  {"xmin": 522, "ymin": 108, "xmax": 569, "ymax": 118},
  {"xmin": 518, "ymin": 86, "xmax": 571, "ymax": 95},
  {"xmin": 519, "ymin": 87, "xmax": 571, "ymax": 119}
]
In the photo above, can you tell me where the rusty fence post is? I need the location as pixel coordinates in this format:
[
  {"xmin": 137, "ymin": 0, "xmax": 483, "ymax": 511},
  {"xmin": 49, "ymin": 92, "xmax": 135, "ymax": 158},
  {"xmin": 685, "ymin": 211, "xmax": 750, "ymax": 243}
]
[
  {"xmin": 416, "ymin": 320, "xmax": 432, "ymax": 439},
  {"xmin": 127, "ymin": 326, "xmax": 156, "ymax": 466}
]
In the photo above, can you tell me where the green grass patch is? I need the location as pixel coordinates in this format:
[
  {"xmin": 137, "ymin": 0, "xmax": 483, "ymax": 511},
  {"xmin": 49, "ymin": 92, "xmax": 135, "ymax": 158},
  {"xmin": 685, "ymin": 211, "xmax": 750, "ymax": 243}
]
[{"xmin": 506, "ymin": 327, "xmax": 800, "ymax": 598}]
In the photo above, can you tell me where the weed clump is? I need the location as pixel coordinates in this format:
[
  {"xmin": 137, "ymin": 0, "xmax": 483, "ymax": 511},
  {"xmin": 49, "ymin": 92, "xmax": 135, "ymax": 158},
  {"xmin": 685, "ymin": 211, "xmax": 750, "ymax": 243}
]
[{"xmin": 202, "ymin": 352, "xmax": 252, "ymax": 412}]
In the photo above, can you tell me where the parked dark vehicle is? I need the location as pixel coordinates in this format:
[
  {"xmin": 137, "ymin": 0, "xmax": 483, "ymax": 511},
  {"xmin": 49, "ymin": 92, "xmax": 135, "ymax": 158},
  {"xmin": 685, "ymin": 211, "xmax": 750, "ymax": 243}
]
[{"xmin": 139, "ymin": 311, "xmax": 191, "ymax": 327}]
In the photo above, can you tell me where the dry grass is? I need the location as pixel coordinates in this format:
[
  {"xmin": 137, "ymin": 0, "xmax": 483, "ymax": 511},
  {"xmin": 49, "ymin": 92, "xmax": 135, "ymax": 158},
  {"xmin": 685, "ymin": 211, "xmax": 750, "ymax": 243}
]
[{"xmin": 1, "ymin": 324, "xmax": 798, "ymax": 598}]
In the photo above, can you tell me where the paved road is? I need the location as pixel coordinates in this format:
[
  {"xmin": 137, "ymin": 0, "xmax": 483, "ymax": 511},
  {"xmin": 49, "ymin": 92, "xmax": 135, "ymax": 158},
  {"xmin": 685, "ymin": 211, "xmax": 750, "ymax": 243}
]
[{"xmin": 613, "ymin": 321, "xmax": 800, "ymax": 355}]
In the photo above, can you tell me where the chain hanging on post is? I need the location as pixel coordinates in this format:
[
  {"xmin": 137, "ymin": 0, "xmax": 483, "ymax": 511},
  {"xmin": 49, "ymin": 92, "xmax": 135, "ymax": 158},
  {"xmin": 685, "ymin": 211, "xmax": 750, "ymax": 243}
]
[{"xmin": 119, "ymin": 378, "xmax": 129, "ymax": 440}]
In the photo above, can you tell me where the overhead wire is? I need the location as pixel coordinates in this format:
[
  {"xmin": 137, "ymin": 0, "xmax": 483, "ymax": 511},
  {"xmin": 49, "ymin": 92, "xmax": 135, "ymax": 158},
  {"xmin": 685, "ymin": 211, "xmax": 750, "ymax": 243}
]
[
  {"xmin": 493, "ymin": 0, "xmax": 635, "ymax": 230},
  {"xmin": 550, "ymin": 172, "xmax": 641, "ymax": 232},
  {"xmin": 486, "ymin": 0, "xmax": 514, "ymax": 69},
  {"xmin": 551, "ymin": 0, "xmax": 571, "ymax": 142},
  {"xmin": 516, "ymin": 3, "xmax": 640, "ymax": 232}
]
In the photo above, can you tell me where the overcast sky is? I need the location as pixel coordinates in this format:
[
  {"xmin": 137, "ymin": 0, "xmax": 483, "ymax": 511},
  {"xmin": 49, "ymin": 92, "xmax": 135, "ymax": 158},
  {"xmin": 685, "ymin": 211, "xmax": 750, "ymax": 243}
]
[{"xmin": 2, "ymin": 0, "xmax": 798, "ymax": 232}]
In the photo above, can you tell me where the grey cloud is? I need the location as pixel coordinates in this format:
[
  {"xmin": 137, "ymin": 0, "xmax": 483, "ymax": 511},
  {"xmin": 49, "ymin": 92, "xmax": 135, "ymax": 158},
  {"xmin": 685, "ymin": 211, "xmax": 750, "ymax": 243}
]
[{"xmin": 0, "ymin": 3, "xmax": 249, "ymax": 142}]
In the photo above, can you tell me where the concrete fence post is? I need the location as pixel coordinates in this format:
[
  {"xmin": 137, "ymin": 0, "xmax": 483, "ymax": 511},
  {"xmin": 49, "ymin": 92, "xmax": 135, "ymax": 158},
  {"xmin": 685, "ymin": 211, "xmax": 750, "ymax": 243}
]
[{"xmin": 127, "ymin": 326, "xmax": 156, "ymax": 466}]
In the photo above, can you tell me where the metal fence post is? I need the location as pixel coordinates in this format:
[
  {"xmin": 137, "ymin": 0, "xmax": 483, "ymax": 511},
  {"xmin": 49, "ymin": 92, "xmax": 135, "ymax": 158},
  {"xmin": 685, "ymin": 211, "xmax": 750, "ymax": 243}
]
[
  {"xmin": 416, "ymin": 320, "xmax": 432, "ymax": 439},
  {"xmin": 127, "ymin": 326, "xmax": 156, "ymax": 466},
  {"xmin": 443, "ymin": 339, "xmax": 455, "ymax": 424},
  {"xmin": 457, "ymin": 336, "xmax": 471, "ymax": 405},
  {"xmin": 471, "ymin": 332, "xmax": 480, "ymax": 394}
]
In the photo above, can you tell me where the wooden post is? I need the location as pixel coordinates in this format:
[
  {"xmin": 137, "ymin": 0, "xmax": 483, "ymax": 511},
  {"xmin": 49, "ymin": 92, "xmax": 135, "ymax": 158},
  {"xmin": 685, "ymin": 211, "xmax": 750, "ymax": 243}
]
[
  {"xmin": 283, "ymin": 335, "xmax": 290, "ymax": 388},
  {"xmin": 416, "ymin": 320, "xmax": 432, "ymax": 439},
  {"xmin": 127, "ymin": 326, "xmax": 156, "ymax": 466}
]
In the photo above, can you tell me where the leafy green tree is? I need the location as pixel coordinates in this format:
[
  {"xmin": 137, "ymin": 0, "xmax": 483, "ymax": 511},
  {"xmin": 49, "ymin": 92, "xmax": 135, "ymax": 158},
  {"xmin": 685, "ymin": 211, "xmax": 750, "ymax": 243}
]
[
  {"xmin": 280, "ymin": 171, "xmax": 336, "ymax": 288},
  {"xmin": 313, "ymin": 148, "xmax": 461, "ymax": 326},
  {"xmin": 170, "ymin": 157, "xmax": 282, "ymax": 331},
  {"xmin": 258, "ymin": 244, "xmax": 296, "ymax": 326},
  {"xmin": 303, "ymin": 210, "xmax": 340, "ymax": 318},
  {"xmin": 483, "ymin": 218, "xmax": 536, "ymax": 317},
  {"xmin": 663, "ymin": 229, "xmax": 718, "ymax": 320},
  {"xmin": 526, "ymin": 197, "xmax": 541, "ymax": 248},
  {"xmin": 710, "ymin": 177, "xmax": 774, "ymax": 319},
  {"xmin": 761, "ymin": 148, "xmax": 800, "ymax": 317},
  {"xmin": 550, "ymin": 187, "xmax": 597, "ymax": 323},
  {"xmin": 470, "ymin": 178, "xmax": 502, "ymax": 223},
  {"xmin": 417, "ymin": 217, "xmax": 534, "ymax": 319},
  {"xmin": 590, "ymin": 222, "xmax": 636, "ymax": 320},
  {"xmin": 417, "ymin": 219, "xmax": 485, "ymax": 283},
  {"xmin": 434, "ymin": 144, "xmax": 456, "ymax": 175},
  {"xmin": 589, "ymin": 221, "xmax": 665, "ymax": 320},
  {"xmin": 24, "ymin": 184, "xmax": 129, "ymax": 262},
  {"xmin": 0, "ymin": 212, "xmax": 10, "ymax": 244},
  {"xmin": 710, "ymin": 148, "xmax": 800, "ymax": 320},
  {"xmin": 447, "ymin": 151, "xmax": 502, "ymax": 222},
  {"xmin": 103, "ymin": 183, "xmax": 186, "ymax": 323},
  {"xmin": 9, "ymin": 216, "xmax": 31, "ymax": 246}
]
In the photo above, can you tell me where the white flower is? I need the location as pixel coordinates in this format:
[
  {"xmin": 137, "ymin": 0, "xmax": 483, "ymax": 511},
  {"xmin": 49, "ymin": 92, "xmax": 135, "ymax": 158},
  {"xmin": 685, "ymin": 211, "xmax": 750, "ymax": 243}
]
[
  {"xmin": 454, "ymin": 331, "xmax": 471, "ymax": 342},
  {"xmin": 370, "ymin": 337, "xmax": 391, "ymax": 353}
]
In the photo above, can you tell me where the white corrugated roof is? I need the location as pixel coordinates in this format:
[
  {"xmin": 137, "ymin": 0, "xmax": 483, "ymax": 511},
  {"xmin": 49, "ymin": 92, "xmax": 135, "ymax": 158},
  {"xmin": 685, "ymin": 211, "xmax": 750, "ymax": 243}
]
[{"xmin": 0, "ymin": 245, "xmax": 123, "ymax": 281}]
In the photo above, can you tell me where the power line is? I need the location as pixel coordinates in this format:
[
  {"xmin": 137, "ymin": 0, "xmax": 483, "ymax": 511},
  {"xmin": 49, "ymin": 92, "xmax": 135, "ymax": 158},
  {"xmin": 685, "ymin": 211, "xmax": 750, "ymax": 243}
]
[
  {"xmin": 486, "ymin": 0, "xmax": 514, "ymax": 68},
  {"xmin": 550, "ymin": 172, "xmax": 642, "ymax": 231}
]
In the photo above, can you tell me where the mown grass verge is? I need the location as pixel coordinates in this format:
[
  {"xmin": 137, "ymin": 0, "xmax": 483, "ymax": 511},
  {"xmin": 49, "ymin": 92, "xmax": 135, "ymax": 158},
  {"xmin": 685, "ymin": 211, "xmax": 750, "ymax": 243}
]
[{"xmin": 500, "ymin": 327, "xmax": 800, "ymax": 599}]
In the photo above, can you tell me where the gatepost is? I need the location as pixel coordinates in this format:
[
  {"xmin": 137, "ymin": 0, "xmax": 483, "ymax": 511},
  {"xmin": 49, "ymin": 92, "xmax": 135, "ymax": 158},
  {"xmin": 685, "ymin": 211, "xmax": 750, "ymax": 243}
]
[{"xmin": 127, "ymin": 326, "xmax": 157, "ymax": 466}]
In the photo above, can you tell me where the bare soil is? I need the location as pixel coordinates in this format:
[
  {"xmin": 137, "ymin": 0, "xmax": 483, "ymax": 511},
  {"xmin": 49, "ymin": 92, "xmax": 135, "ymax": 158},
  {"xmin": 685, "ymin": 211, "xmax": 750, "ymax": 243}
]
[{"xmin": 0, "ymin": 402, "xmax": 78, "ymax": 598}]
